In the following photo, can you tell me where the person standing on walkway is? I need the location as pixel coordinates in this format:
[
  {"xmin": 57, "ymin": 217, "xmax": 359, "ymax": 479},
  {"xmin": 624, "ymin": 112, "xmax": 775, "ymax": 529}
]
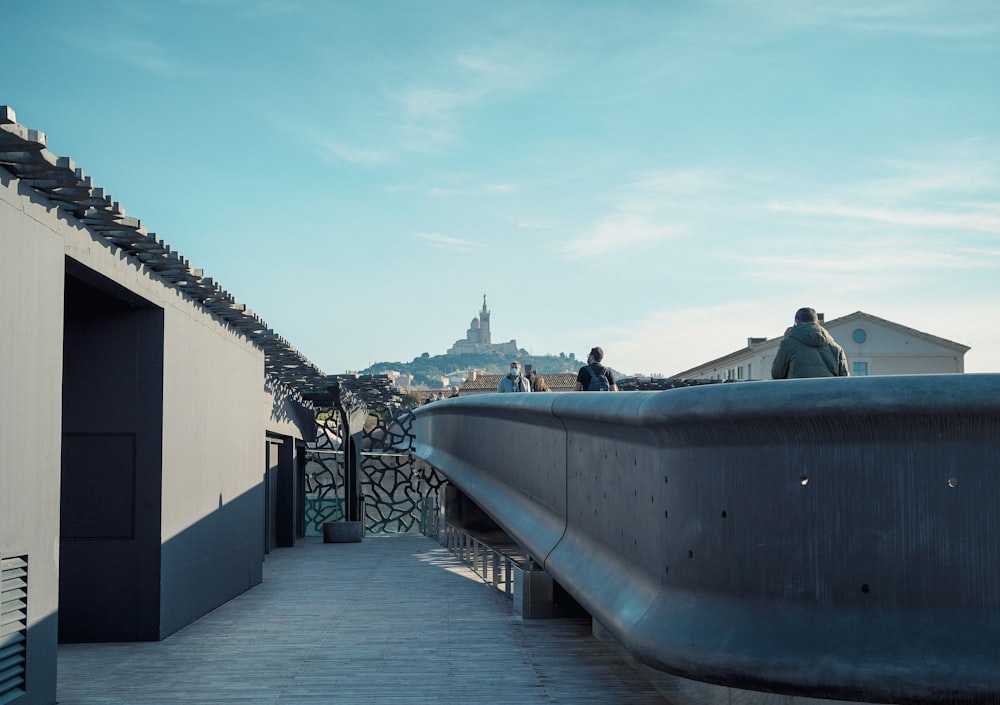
[
  {"xmin": 531, "ymin": 374, "xmax": 551, "ymax": 392},
  {"xmin": 497, "ymin": 361, "xmax": 532, "ymax": 392},
  {"xmin": 575, "ymin": 347, "xmax": 618, "ymax": 391},
  {"xmin": 771, "ymin": 307, "xmax": 850, "ymax": 379}
]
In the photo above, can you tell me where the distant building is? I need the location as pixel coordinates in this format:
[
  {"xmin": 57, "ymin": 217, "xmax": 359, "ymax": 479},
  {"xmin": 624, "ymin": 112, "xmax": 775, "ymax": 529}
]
[
  {"xmin": 447, "ymin": 294, "xmax": 519, "ymax": 356},
  {"xmin": 672, "ymin": 311, "xmax": 970, "ymax": 381},
  {"xmin": 459, "ymin": 372, "xmax": 579, "ymax": 395},
  {"xmin": 385, "ymin": 371, "xmax": 414, "ymax": 388}
]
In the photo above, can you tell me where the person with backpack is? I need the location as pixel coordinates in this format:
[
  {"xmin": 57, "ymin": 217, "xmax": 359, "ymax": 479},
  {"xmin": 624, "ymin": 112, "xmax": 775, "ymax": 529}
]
[{"xmin": 575, "ymin": 347, "xmax": 618, "ymax": 391}]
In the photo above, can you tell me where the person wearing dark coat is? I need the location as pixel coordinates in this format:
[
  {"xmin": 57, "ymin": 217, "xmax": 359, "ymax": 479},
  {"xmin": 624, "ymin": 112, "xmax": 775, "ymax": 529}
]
[
  {"xmin": 771, "ymin": 307, "xmax": 850, "ymax": 379},
  {"xmin": 574, "ymin": 346, "xmax": 618, "ymax": 391}
]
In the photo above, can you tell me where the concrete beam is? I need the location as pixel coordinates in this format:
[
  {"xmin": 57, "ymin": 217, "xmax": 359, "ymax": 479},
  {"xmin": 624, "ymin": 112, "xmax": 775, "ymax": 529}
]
[{"xmin": 410, "ymin": 374, "xmax": 1000, "ymax": 704}]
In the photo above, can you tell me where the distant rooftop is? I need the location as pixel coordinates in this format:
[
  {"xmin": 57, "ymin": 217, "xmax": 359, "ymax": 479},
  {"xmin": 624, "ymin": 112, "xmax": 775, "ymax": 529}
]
[{"xmin": 461, "ymin": 372, "xmax": 578, "ymax": 392}]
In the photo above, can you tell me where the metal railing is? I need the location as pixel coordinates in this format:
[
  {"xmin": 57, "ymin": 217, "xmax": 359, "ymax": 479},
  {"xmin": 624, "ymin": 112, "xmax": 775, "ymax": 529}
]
[{"xmin": 437, "ymin": 523, "xmax": 529, "ymax": 600}]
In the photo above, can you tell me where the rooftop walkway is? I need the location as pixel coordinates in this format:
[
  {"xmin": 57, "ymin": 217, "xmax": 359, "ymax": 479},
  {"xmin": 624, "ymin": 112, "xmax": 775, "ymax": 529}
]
[{"xmin": 57, "ymin": 535, "xmax": 678, "ymax": 705}]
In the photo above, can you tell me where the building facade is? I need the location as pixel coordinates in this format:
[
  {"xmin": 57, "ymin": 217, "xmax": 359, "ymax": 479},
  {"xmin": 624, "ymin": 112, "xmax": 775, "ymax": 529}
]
[
  {"xmin": 1, "ymin": 106, "xmax": 322, "ymax": 705},
  {"xmin": 672, "ymin": 311, "xmax": 970, "ymax": 382}
]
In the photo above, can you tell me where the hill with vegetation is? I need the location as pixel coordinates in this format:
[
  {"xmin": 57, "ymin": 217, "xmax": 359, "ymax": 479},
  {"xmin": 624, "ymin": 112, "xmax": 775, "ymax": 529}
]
[{"xmin": 361, "ymin": 350, "xmax": 582, "ymax": 388}]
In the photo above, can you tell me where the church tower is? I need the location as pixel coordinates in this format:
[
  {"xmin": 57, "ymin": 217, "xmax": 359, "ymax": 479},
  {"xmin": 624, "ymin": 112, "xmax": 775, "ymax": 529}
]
[
  {"xmin": 480, "ymin": 294, "xmax": 491, "ymax": 345},
  {"xmin": 446, "ymin": 294, "xmax": 516, "ymax": 356}
]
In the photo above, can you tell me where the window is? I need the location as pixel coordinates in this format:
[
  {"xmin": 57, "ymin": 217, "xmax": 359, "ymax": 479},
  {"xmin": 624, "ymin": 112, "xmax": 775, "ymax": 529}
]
[
  {"xmin": 853, "ymin": 361, "xmax": 869, "ymax": 376},
  {"xmin": 852, "ymin": 328, "xmax": 867, "ymax": 344}
]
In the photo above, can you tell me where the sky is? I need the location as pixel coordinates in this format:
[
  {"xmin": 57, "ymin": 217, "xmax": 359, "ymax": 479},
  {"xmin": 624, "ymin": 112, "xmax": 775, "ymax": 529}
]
[{"xmin": 4, "ymin": 1, "xmax": 999, "ymax": 376}]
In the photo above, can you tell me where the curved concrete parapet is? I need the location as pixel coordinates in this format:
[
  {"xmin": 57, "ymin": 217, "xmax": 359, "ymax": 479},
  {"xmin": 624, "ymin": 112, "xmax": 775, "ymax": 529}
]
[{"xmin": 410, "ymin": 374, "xmax": 1000, "ymax": 704}]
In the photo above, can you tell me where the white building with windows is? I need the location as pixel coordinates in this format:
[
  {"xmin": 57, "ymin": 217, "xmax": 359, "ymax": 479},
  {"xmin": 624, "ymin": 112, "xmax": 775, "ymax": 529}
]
[{"xmin": 672, "ymin": 311, "xmax": 969, "ymax": 381}]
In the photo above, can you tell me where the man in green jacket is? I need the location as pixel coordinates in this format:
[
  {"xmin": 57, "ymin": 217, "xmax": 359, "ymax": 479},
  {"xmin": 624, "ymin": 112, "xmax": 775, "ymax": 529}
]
[{"xmin": 771, "ymin": 308, "xmax": 850, "ymax": 379}]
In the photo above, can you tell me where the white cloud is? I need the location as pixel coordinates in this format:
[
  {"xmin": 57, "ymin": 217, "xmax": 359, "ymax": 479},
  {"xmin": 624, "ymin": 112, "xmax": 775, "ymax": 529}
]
[
  {"xmin": 764, "ymin": 143, "xmax": 1000, "ymax": 235},
  {"xmin": 318, "ymin": 140, "xmax": 393, "ymax": 167},
  {"xmin": 766, "ymin": 201, "xmax": 1000, "ymax": 234},
  {"xmin": 753, "ymin": 247, "xmax": 988, "ymax": 274},
  {"xmin": 569, "ymin": 141, "xmax": 1000, "ymax": 374},
  {"xmin": 555, "ymin": 167, "xmax": 746, "ymax": 259},
  {"xmin": 735, "ymin": 246, "xmax": 995, "ymax": 297},
  {"xmin": 415, "ymin": 233, "xmax": 483, "ymax": 252},
  {"xmin": 456, "ymin": 54, "xmax": 505, "ymax": 75},
  {"xmin": 401, "ymin": 88, "xmax": 469, "ymax": 121},
  {"xmin": 391, "ymin": 44, "xmax": 551, "ymax": 150},
  {"xmin": 62, "ymin": 33, "xmax": 184, "ymax": 76},
  {"xmin": 604, "ymin": 301, "xmax": 787, "ymax": 376},
  {"xmin": 428, "ymin": 183, "xmax": 516, "ymax": 196},
  {"xmin": 758, "ymin": 0, "xmax": 1000, "ymax": 41},
  {"xmin": 865, "ymin": 154, "xmax": 1000, "ymax": 200},
  {"xmin": 559, "ymin": 214, "xmax": 678, "ymax": 259}
]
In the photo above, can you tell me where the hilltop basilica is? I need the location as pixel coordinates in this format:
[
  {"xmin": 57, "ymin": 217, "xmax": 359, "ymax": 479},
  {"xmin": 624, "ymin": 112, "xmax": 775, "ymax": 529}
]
[{"xmin": 447, "ymin": 295, "xmax": 520, "ymax": 356}]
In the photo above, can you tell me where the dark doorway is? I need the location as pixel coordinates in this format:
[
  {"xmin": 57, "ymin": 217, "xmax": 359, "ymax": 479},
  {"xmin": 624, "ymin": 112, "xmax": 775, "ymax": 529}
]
[
  {"xmin": 59, "ymin": 260, "xmax": 164, "ymax": 642},
  {"xmin": 266, "ymin": 434, "xmax": 299, "ymax": 551}
]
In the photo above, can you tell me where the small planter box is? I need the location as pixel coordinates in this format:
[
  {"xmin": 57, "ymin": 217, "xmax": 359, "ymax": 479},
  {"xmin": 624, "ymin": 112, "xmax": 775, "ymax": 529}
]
[{"xmin": 322, "ymin": 521, "xmax": 363, "ymax": 543}]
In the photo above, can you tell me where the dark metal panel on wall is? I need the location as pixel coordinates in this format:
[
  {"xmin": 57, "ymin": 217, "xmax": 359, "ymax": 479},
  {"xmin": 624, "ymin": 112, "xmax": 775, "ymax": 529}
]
[
  {"xmin": 59, "ymin": 271, "xmax": 164, "ymax": 643},
  {"xmin": 265, "ymin": 434, "xmax": 300, "ymax": 550},
  {"xmin": 295, "ymin": 442, "xmax": 307, "ymax": 539},
  {"xmin": 274, "ymin": 437, "xmax": 296, "ymax": 548},
  {"xmin": 265, "ymin": 439, "xmax": 281, "ymax": 553}
]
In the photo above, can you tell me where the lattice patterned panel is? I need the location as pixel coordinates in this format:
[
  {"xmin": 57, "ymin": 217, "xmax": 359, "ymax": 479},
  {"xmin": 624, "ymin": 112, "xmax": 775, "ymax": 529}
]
[
  {"xmin": 0, "ymin": 555, "xmax": 28, "ymax": 705},
  {"xmin": 305, "ymin": 409, "xmax": 447, "ymax": 535},
  {"xmin": 361, "ymin": 410, "xmax": 447, "ymax": 534},
  {"xmin": 304, "ymin": 416, "xmax": 348, "ymax": 529}
]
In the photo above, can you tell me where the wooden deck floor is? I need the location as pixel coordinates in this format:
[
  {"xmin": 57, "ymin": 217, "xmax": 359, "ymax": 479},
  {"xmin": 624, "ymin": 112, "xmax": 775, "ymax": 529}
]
[{"xmin": 56, "ymin": 535, "xmax": 678, "ymax": 705}]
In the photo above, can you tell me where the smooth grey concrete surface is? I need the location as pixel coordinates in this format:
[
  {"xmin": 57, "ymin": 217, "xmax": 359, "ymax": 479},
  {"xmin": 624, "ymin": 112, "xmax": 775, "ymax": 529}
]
[
  {"xmin": 1, "ymin": 169, "xmax": 65, "ymax": 705},
  {"xmin": 57, "ymin": 536, "xmax": 675, "ymax": 705},
  {"xmin": 411, "ymin": 378, "xmax": 1000, "ymax": 703},
  {"xmin": 3, "ymin": 103, "xmax": 318, "ymax": 705}
]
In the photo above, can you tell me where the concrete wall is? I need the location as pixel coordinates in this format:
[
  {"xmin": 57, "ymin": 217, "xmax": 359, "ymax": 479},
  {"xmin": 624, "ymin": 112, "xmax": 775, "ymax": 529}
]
[
  {"xmin": 2, "ymin": 159, "xmax": 315, "ymax": 701},
  {"xmin": 412, "ymin": 379, "xmax": 1000, "ymax": 703},
  {"xmin": 59, "ymin": 213, "xmax": 276, "ymax": 641},
  {"xmin": 158, "ymin": 289, "xmax": 266, "ymax": 637},
  {"xmin": 0, "ymin": 172, "xmax": 63, "ymax": 705}
]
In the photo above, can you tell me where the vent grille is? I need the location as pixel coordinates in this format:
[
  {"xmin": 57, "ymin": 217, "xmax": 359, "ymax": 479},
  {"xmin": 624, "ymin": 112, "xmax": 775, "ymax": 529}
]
[{"xmin": 0, "ymin": 555, "xmax": 27, "ymax": 705}]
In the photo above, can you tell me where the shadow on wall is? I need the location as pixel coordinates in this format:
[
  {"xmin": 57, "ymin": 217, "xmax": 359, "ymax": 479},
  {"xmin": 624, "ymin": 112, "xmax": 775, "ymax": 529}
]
[
  {"xmin": 59, "ymin": 262, "xmax": 295, "ymax": 644},
  {"xmin": 60, "ymin": 482, "xmax": 268, "ymax": 643},
  {"xmin": 266, "ymin": 375, "xmax": 315, "ymax": 437},
  {"xmin": 7, "ymin": 611, "xmax": 58, "ymax": 705}
]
